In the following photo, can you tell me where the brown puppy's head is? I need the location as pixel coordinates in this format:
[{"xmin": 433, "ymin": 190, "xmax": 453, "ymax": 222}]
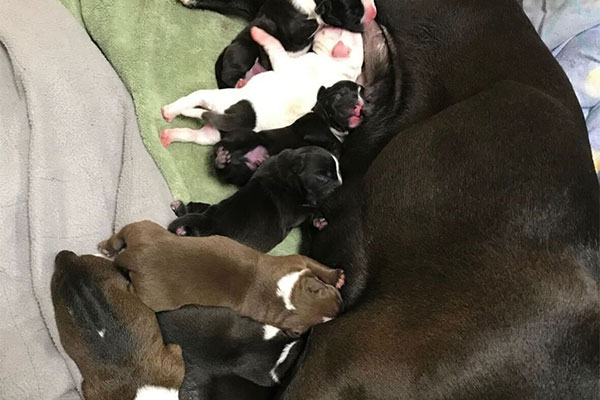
[
  {"xmin": 51, "ymin": 251, "xmax": 185, "ymax": 400},
  {"xmin": 277, "ymin": 269, "xmax": 343, "ymax": 336}
]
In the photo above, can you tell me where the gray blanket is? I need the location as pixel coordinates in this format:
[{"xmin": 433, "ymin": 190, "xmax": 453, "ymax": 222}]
[{"xmin": 0, "ymin": 0, "xmax": 174, "ymax": 398}]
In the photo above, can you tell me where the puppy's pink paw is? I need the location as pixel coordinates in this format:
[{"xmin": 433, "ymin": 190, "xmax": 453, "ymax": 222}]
[
  {"xmin": 170, "ymin": 200, "xmax": 183, "ymax": 213},
  {"xmin": 160, "ymin": 130, "xmax": 174, "ymax": 148},
  {"xmin": 175, "ymin": 226, "xmax": 187, "ymax": 236},
  {"xmin": 312, "ymin": 217, "xmax": 328, "ymax": 230},
  {"xmin": 335, "ymin": 270, "xmax": 345, "ymax": 289},
  {"xmin": 162, "ymin": 106, "xmax": 175, "ymax": 123}
]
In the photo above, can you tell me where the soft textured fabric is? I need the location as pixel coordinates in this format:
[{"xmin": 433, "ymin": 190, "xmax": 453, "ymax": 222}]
[
  {"xmin": 522, "ymin": 1, "xmax": 600, "ymax": 176},
  {"xmin": 59, "ymin": 0, "xmax": 301, "ymax": 254},
  {"xmin": 0, "ymin": 0, "xmax": 174, "ymax": 398}
]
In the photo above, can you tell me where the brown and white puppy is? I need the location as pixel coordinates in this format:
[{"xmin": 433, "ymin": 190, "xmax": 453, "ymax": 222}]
[
  {"xmin": 51, "ymin": 251, "xmax": 185, "ymax": 400},
  {"xmin": 98, "ymin": 220, "xmax": 344, "ymax": 336}
]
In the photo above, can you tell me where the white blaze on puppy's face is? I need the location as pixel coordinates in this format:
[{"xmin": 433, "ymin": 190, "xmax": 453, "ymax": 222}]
[
  {"xmin": 276, "ymin": 271, "xmax": 303, "ymax": 311},
  {"xmin": 134, "ymin": 386, "xmax": 179, "ymax": 400},
  {"xmin": 290, "ymin": 0, "xmax": 317, "ymax": 17}
]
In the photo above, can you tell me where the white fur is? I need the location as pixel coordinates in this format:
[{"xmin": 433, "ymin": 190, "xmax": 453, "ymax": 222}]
[
  {"xmin": 162, "ymin": 27, "xmax": 364, "ymax": 137},
  {"xmin": 277, "ymin": 271, "xmax": 303, "ymax": 311},
  {"xmin": 290, "ymin": 0, "xmax": 317, "ymax": 17},
  {"xmin": 331, "ymin": 154, "xmax": 343, "ymax": 185},
  {"xmin": 322, "ymin": 317, "xmax": 333, "ymax": 323},
  {"xmin": 97, "ymin": 329, "xmax": 106, "ymax": 338},
  {"xmin": 263, "ymin": 324, "xmax": 281, "ymax": 340},
  {"xmin": 269, "ymin": 341, "xmax": 298, "ymax": 384},
  {"xmin": 134, "ymin": 386, "xmax": 179, "ymax": 400}
]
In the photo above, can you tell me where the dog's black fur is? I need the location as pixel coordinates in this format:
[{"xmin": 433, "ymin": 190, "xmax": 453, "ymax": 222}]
[
  {"xmin": 158, "ymin": 305, "xmax": 303, "ymax": 400},
  {"xmin": 168, "ymin": 146, "xmax": 342, "ymax": 252},
  {"xmin": 274, "ymin": 0, "xmax": 600, "ymax": 399},
  {"xmin": 180, "ymin": 0, "xmax": 367, "ymax": 88},
  {"xmin": 211, "ymin": 81, "xmax": 363, "ymax": 186}
]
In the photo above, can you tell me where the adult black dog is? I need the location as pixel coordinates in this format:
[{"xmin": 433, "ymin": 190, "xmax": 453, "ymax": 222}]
[
  {"xmin": 174, "ymin": 0, "xmax": 599, "ymax": 398},
  {"xmin": 277, "ymin": 1, "xmax": 600, "ymax": 399}
]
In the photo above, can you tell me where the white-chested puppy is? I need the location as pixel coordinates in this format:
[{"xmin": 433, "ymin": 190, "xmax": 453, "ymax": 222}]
[{"xmin": 160, "ymin": 25, "xmax": 364, "ymax": 146}]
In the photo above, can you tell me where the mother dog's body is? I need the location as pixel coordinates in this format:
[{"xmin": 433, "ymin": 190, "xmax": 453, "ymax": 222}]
[{"xmin": 281, "ymin": 0, "xmax": 599, "ymax": 399}]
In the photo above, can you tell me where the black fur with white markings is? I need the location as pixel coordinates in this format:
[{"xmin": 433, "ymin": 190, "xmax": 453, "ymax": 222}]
[
  {"xmin": 168, "ymin": 146, "xmax": 342, "ymax": 252},
  {"xmin": 158, "ymin": 305, "xmax": 303, "ymax": 400},
  {"xmin": 212, "ymin": 81, "xmax": 363, "ymax": 186}
]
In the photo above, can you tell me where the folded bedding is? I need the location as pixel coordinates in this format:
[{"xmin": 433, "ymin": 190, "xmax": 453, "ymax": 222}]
[
  {"xmin": 58, "ymin": 0, "xmax": 302, "ymax": 254},
  {"xmin": 523, "ymin": 0, "xmax": 600, "ymax": 177}
]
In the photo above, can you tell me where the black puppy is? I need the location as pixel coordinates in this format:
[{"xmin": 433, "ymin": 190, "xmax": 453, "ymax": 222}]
[
  {"xmin": 168, "ymin": 146, "xmax": 342, "ymax": 252},
  {"xmin": 178, "ymin": 0, "xmax": 376, "ymax": 88},
  {"xmin": 158, "ymin": 305, "xmax": 303, "ymax": 400},
  {"xmin": 212, "ymin": 80, "xmax": 364, "ymax": 186}
]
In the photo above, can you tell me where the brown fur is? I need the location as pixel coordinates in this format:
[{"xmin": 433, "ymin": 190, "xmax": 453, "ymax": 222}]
[
  {"xmin": 51, "ymin": 251, "xmax": 185, "ymax": 400},
  {"xmin": 98, "ymin": 220, "xmax": 343, "ymax": 335}
]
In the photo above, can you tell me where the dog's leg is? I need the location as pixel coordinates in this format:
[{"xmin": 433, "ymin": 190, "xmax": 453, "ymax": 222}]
[
  {"xmin": 97, "ymin": 225, "xmax": 136, "ymax": 257},
  {"xmin": 161, "ymin": 88, "xmax": 241, "ymax": 123},
  {"xmin": 300, "ymin": 257, "xmax": 345, "ymax": 289},
  {"xmin": 180, "ymin": 108, "xmax": 208, "ymax": 119},
  {"xmin": 170, "ymin": 200, "xmax": 211, "ymax": 217},
  {"xmin": 167, "ymin": 213, "xmax": 216, "ymax": 237},
  {"xmin": 160, "ymin": 126, "xmax": 221, "ymax": 147},
  {"xmin": 250, "ymin": 27, "xmax": 291, "ymax": 71},
  {"xmin": 177, "ymin": 0, "xmax": 263, "ymax": 20}
]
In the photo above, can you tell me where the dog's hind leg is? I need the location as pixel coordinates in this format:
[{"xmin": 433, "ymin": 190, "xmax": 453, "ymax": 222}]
[
  {"xmin": 161, "ymin": 88, "xmax": 242, "ymax": 123},
  {"xmin": 170, "ymin": 200, "xmax": 211, "ymax": 217},
  {"xmin": 168, "ymin": 213, "xmax": 216, "ymax": 237},
  {"xmin": 160, "ymin": 126, "xmax": 221, "ymax": 147},
  {"xmin": 250, "ymin": 27, "xmax": 291, "ymax": 71}
]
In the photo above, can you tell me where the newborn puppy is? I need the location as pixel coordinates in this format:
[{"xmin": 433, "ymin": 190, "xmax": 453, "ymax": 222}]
[
  {"xmin": 51, "ymin": 251, "xmax": 185, "ymax": 400},
  {"xmin": 160, "ymin": 26, "xmax": 363, "ymax": 144},
  {"xmin": 168, "ymin": 146, "xmax": 343, "ymax": 252},
  {"xmin": 158, "ymin": 305, "xmax": 304, "ymax": 399},
  {"xmin": 98, "ymin": 220, "xmax": 344, "ymax": 336},
  {"xmin": 211, "ymin": 80, "xmax": 364, "ymax": 186},
  {"xmin": 179, "ymin": 0, "xmax": 376, "ymax": 89}
]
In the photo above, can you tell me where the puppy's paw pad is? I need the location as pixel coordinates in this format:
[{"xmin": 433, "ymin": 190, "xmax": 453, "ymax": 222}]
[
  {"xmin": 170, "ymin": 200, "xmax": 183, "ymax": 214},
  {"xmin": 335, "ymin": 270, "xmax": 345, "ymax": 289},
  {"xmin": 312, "ymin": 217, "xmax": 328, "ymax": 230},
  {"xmin": 160, "ymin": 130, "xmax": 174, "ymax": 148},
  {"xmin": 97, "ymin": 241, "xmax": 114, "ymax": 257},
  {"xmin": 161, "ymin": 106, "xmax": 176, "ymax": 123},
  {"xmin": 175, "ymin": 226, "xmax": 187, "ymax": 236},
  {"xmin": 215, "ymin": 146, "xmax": 231, "ymax": 169}
]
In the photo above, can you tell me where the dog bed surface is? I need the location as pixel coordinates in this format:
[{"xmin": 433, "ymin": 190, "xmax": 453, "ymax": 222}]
[{"xmin": 59, "ymin": 0, "xmax": 301, "ymax": 254}]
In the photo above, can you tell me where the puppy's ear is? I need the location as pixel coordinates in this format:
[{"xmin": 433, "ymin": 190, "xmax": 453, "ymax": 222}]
[
  {"xmin": 315, "ymin": 0, "xmax": 331, "ymax": 16},
  {"xmin": 317, "ymin": 86, "xmax": 327, "ymax": 102},
  {"xmin": 305, "ymin": 276, "xmax": 327, "ymax": 293}
]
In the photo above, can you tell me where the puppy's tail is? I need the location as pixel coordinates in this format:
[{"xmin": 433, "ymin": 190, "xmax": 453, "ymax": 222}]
[{"xmin": 202, "ymin": 100, "xmax": 256, "ymax": 132}]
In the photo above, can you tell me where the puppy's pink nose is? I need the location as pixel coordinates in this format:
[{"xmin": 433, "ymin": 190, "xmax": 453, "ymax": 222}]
[{"xmin": 362, "ymin": 0, "xmax": 377, "ymax": 21}]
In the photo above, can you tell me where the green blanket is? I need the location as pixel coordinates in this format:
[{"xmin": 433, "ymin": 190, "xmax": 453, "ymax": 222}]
[{"xmin": 58, "ymin": 0, "xmax": 300, "ymax": 254}]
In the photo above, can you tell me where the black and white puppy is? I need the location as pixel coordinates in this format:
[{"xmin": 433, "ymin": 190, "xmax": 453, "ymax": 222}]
[
  {"xmin": 213, "ymin": 80, "xmax": 364, "ymax": 186},
  {"xmin": 168, "ymin": 146, "xmax": 342, "ymax": 252},
  {"xmin": 178, "ymin": 0, "xmax": 377, "ymax": 89},
  {"xmin": 158, "ymin": 305, "xmax": 304, "ymax": 400}
]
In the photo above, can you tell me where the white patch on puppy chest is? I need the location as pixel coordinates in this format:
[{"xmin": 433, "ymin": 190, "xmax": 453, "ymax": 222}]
[
  {"xmin": 97, "ymin": 329, "xmax": 106, "ymax": 338},
  {"xmin": 277, "ymin": 271, "xmax": 303, "ymax": 311},
  {"xmin": 331, "ymin": 154, "xmax": 343, "ymax": 184},
  {"xmin": 263, "ymin": 324, "xmax": 281, "ymax": 340},
  {"xmin": 269, "ymin": 341, "xmax": 298, "ymax": 383},
  {"xmin": 135, "ymin": 386, "xmax": 179, "ymax": 400}
]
